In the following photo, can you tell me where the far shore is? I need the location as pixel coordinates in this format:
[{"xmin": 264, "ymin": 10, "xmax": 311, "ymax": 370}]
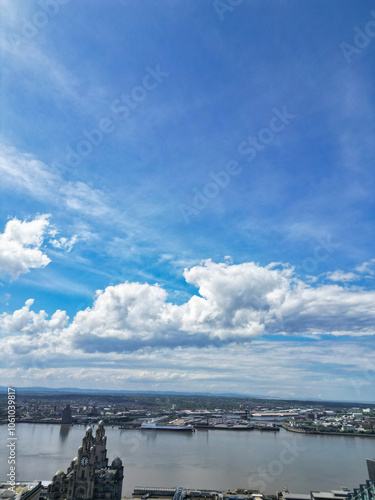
[{"xmin": 282, "ymin": 424, "xmax": 375, "ymax": 438}]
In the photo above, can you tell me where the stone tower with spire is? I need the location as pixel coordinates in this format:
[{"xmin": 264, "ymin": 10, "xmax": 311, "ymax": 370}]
[{"xmin": 47, "ymin": 421, "xmax": 123, "ymax": 500}]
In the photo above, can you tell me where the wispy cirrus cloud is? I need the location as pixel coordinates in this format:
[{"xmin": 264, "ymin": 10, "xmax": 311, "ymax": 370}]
[
  {"xmin": 0, "ymin": 145, "xmax": 115, "ymax": 220},
  {"xmin": 0, "ymin": 338, "xmax": 373, "ymax": 401},
  {"xmin": 355, "ymin": 258, "xmax": 375, "ymax": 276},
  {"xmin": 0, "ymin": 0, "xmax": 85, "ymax": 104}
]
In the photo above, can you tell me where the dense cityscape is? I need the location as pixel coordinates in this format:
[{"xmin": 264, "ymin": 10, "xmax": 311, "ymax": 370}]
[
  {"xmin": 1, "ymin": 392, "xmax": 375, "ymax": 436},
  {"xmin": 0, "ymin": 391, "xmax": 375, "ymax": 499}
]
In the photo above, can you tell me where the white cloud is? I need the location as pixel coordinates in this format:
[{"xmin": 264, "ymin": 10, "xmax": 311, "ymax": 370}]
[
  {"xmin": 0, "ymin": 215, "xmax": 51, "ymax": 279},
  {"xmin": 355, "ymin": 258, "xmax": 375, "ymax": 276},
  {"xmin": 0, "ymin": 262, "xmax": 374, "ymax": 398},
  {"xmin": 325, "ymin": 270, "xmax": 358, "ymax": 282},
  {"xmin": 70, "ymin": 282, "xmax": 175, "ymax": 342},
  {"xmin": 50, "ymin": 235, "xmax": 79, "ymax": 252},
  {"xmin": 0, "ymin": 340, "xmax": 374, "ymax": 401},
  {"xmin": 323, "ymin": 261, "xmax": 375, "ymax": 283},
  {"xmin": 0, "ymin": 298, "xmax": 68, "ymax": 335},
  {"xmin": 1, "ymin": 260, "xmax": 375, "ymax": 360},
  {"xmin": 0, "ymin": 214, "xmax": 79, "ymax": 280},
  {"xmin": 179, "ymin": 260, "xmax": 294, "ymax": 340}
]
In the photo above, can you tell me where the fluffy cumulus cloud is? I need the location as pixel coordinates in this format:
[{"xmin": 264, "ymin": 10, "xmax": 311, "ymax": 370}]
[
  {"xmin": 1, "ymin": 259, "xmax": 375, "ymax": 398},
  {"xmin": 0, "ymin": 214, "xmax": 78, "ymax": 280},
  {"xmin": 50, "ymin": 234, "xmax": 79, "ymax": 252},
  {"xmin": 68, "ymin": 261, "xmax": 300, "ymax": 351},
  {"xmin": 0, "ymin": 298, "xmax": 69, "ymax": 362},
  {"xmin": 0, "ymin": 298, "xmax": 68, "ymax": 336},
  {"xmin": 70, "ymin": 282, "xmax": 180, "ymax": 352},
  {"xmin": 0, "ymin": 215, "xmax": 51, "ymax": 279},
  {"xmin": 180, "ymin": 261, "xmax": 294, "ymax": 339},
  {"xmin": 1, "ymin": 260, "xmax": 375, "ymax": 360}
]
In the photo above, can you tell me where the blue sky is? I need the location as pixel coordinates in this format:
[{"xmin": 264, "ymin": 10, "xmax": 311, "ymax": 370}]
[{"xmin": 0, "ymin": 0, "xmax": 374, "ymax": 401}]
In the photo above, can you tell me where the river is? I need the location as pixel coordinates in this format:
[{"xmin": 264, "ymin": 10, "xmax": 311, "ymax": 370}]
[{"xmin": 0, "ymin": 424, "xmax": 373, "ymax": 496}]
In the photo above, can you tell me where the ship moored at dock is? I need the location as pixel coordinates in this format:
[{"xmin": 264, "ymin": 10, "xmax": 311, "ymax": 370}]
[{"xmin": 141, "ymin": 419, "xmax": 195, "ymax": 432}]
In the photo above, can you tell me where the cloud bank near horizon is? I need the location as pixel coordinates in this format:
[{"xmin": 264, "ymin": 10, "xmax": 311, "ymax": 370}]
[{"xmin": 1, "ymin": 260, "xmax": 375, "ymax": 360}]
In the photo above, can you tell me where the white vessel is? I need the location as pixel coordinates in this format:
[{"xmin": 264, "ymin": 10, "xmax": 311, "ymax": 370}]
[{"xmin": 141, "ymin": 420, "xmax": 195, "ymax": 432}]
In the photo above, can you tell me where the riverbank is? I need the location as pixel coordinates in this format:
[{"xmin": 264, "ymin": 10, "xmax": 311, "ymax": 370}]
[{"xmin": 282, "ymin": 424, "xmax": 375, "ymax": 438}]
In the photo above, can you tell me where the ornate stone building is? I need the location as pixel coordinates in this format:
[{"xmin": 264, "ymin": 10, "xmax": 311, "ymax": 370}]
[{"xmin": 47, "ymin": 421, "xmax": 123, "ymax": 500}]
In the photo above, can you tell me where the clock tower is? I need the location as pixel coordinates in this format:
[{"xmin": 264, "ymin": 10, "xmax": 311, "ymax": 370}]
[{"xmin": 47, "ymin": 421, "xmax": 124, "ymax": 500}]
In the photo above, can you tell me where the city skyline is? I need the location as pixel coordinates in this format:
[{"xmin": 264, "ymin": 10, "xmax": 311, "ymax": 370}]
[{"xmin": 0, "ymin": 1, "xmax": 374, "ymax": 401}]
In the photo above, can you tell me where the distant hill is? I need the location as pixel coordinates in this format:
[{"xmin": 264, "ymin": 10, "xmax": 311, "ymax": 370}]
[
  {"xmin": 0, "ymin": 385, "xmax": 267, "ymax": 397},
  {"xmin": 0, "ymin": 386, "xmax": 374, "ymax": 405}
]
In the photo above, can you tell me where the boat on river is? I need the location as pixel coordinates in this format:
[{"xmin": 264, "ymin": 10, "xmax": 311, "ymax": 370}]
[{"xmin": 141, "ymin": 420, "xmax": 195, "ymax": 432}]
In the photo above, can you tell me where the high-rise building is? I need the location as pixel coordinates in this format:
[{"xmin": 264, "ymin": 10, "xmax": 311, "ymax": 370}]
[
  {"xmin": 47, "ymin": 421, "xmax": 123, "ymax": 500},
  {"xmin": 61, "ymin": 405, "xmax": 73, "ymax": 425}
]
